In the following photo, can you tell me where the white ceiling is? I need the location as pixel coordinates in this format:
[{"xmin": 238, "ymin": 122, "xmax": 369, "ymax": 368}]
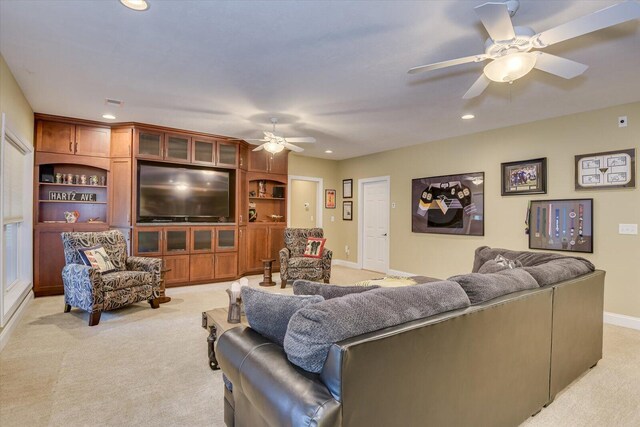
[{"xmin": 1, "ymin": 1, "xmax": 639, "ymax": 159}]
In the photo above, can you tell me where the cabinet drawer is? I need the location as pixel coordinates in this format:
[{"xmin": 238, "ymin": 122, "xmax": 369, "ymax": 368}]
[{"xmin": 189, "ymin": 254, "xmax": 215, "ymax": 281}]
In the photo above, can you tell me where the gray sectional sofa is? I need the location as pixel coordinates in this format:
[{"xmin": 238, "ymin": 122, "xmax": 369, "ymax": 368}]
[{"xmin": 217, "ymin": 247, "xmax": 604, "ymax": 427}]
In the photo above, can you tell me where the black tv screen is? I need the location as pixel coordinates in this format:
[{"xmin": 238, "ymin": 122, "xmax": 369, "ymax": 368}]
[{"xmin": 137, "ymin": 163, "xmax": 230, "ymax": 222}]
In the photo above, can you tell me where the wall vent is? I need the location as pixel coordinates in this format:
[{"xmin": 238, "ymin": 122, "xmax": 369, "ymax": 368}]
[{"xmin": 105, "ymin": 98, "xmax": 124, "ymax": 107}]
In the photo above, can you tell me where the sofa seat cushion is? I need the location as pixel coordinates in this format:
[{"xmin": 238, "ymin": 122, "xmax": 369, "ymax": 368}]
[
  {"xmin": 288, "ymin": 256, "xmax": 323, "ymax": 269},
  {"xmin": 101, "ymin": 270, "xmax": 153, "ymax": 291},
  {"xmin": 293, "ymin": 280, "xmax": 380, "ymax": 299},
  {"xmin": 242, "ymin": 287, "xmax": 324, "ymax": 346},
  {"xmin": 448, "ymin": 268, "xmax": 539, "ymax": 304},
  {"xmin": 284, "ymin": 280, "xmax": 470, "ymax": 373}
]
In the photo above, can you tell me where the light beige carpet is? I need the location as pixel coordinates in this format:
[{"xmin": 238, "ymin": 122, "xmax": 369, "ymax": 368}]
[{"xmin": 0, "ymin": 266, "xmax": 638, "ymax": 427}]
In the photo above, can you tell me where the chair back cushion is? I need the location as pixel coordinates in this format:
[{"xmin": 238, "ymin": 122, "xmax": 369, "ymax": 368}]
[
  {"xmin": 284, "ymin": 228, "xmax": 324, "ymax": 257},
  {"xmin": 61, "ymin": 230, "xmax": 127, "ymax": 271}
]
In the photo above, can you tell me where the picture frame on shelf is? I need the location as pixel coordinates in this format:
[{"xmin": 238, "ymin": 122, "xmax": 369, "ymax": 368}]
[
  {"xmin": 575, "ymin": 148, "xmax": 635, "ymax": 190},
  {"xmin": 528, "ymin": 198, "xmax": 593, "ymax": 253},
  {"xmin": 325, "ymin": 189, "xmax": 336, "ymax": 209},
  {"xmin": 343, "ymin": 201, "xmax": 353, "ymax": 221},
  {"xmin": 343, "ymin": 179, "xmax": 353, "ymax": 198},
  {"xmin": 501, "ymin": 157, "xmax": 547, "ymax": 196}
]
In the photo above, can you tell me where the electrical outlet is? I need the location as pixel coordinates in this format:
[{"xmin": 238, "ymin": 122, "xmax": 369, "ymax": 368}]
[
  {"xmin": 331, "ymin": 216, "xmax": 335, "ymax": 222},
  {"xmin": 619, "ymin": 224, "xmax": 638, "ymax": 235},
  {"xmin": 618, "ymin": 116, "xmax": 628, "ymax": 128},
  {"xmin": 345, "ymin": 245, "xmax": 349, "ymax": 254}
]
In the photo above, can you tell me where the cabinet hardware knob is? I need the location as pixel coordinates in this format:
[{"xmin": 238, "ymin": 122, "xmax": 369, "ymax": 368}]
[{"xmin": 69, "ymin": 141, "xmax": 73, "ymax": 152}]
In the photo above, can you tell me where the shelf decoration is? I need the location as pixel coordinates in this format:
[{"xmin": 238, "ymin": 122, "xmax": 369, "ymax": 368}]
[
  {"xmin": 49, "ymin": 191, "xmax": 97, "ymax": 202},
  {"xmin": 575, "ymin": 148, "xmax": 635, "ymax": 190},
  {"xmin": 528, "ymin": 198, "xmax": 593, "ymax": 253},
  {"xmin": 64, "ymin": 211, "xmax": 80, "ymax": 223}
]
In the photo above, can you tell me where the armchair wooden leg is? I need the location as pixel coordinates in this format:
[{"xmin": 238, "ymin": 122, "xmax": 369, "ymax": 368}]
[
  {"xmin": 280, "ymin": 279, "xmax": 287, "ymax": 289},
  {"xmin": 64, "ymin": 303, "xmax": 71, "ymax": 313},
  {"xmin": 89, "ymin": 311, "xmax": 101, "ymax": 326},
  {"xmin": 149, "ymin": 298, "xmax": 160, "ymax": 309},
  {"xmin": 324, "ymin": 278, "xmax": 330, "ymax": 284}
]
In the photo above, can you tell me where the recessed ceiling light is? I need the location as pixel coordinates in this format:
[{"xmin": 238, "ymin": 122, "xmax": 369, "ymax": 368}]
[
  {"xmin": 325, "ymin": 150, "xmax": 333, "ymax": 154},
  {"xmin": 102, "ymin": 114, "xmax": 116, "ymax": 120},
  {"xmin": 120, "ymin": 0, "xmax": 149, "ymax": 11},
  {"xmin": 461, "ymin": 114, "xmax": 475, "ymax": 120}
]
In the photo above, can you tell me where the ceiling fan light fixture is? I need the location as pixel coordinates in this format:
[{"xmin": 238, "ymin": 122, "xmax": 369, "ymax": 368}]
[
  {"xmin": 264, "ymin": 141, "xmax": 284, "ymax": 154},
  {"xmin": 484, "ymin": 53, "xmax": 537, "ymax": 83},
  {"xmin": 120, "ymin": 0, "xmax": 149, "ymax": 11}
]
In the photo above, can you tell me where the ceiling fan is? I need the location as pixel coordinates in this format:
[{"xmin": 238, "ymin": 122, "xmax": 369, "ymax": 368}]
[
  {"xmin": 247, "ymin": 118, "xmax": 316, "ymax": 154},
  {"xmin": 408, "ymin": 0, "xmax": 640, "ymax": 99}
]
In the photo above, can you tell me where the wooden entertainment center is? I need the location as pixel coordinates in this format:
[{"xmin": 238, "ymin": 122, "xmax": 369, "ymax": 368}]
[{"xmin": 33, "ymin": 114, "xmax": 288, "ymax": 296}]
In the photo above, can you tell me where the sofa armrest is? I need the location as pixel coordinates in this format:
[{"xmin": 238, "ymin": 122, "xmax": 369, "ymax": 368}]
[
  {"xmin": 218, "ymin": 327, "xmax": 341, "ymax": 427},
  {"xmin": 61, "ymin": 264, "xmax": 104, "ymax": 312},
  {"xmin": 126, "ymin": 256, "xmax": 162, "ymax": 289}
]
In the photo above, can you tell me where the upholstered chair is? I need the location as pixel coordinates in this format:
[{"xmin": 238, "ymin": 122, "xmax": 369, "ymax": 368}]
[
  {"xmin": 279, "ymin": 228, "xmax": 332, "ymax": 288},
  {"xmin": 60, "ymin": 230, "xmax": 162, "ymax": 326}
]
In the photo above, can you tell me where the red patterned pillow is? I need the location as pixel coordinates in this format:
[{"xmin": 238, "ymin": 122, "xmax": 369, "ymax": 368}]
[{"xmin": 303, "ymin": 238, "xmax": 326, "ymax": 258}]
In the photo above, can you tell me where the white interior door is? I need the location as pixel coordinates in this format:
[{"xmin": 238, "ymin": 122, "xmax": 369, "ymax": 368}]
[{"xmin": 362, "ymin": 179, "xmax": 389, "ymax": 273}]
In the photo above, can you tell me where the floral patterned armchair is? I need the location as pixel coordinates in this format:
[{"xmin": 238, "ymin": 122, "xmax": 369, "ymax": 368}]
[
  {"xmin": 60, "ymin": 230, "xmax": 162, "ymax": 326},
  {"xmin": 279, "ymin": 228, "xmax": 332, "ymax": 288}
]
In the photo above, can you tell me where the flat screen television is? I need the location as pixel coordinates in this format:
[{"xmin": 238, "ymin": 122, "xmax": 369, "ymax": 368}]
[{"xmin": 137, "ymin": 162, "xmax": 230, "ymax": 222}]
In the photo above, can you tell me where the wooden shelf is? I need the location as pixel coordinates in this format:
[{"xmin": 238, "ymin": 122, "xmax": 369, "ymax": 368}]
[
  {"xmin": 249, "ymin": 197, "xmax": 285, "ymax": 201},
  {"xmin": 39, "ymin": 182, "xmax": 107, "ymax": 188},
  {"xmin": 39, "ymin": 200, "xmax": 107, "ymax": 204}
]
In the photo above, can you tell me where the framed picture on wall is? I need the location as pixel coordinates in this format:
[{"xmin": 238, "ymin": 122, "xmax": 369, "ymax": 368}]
[
  {"xmin": 325, "ymin": 189, "xmax": 336, "ymax": 209},
  {"xmin": 343, "ymin": 179, "xmax": 353, "ymax": 198},
  {"xmin": 411, "ymin": 171, "xmax": 484, "ymax": 236},
  {"xmin": 343, "ymin": 201, "xmax": 353, "ymax": 221},
  {"xmin": 528, "ymin": 198, "xmax": 593, "ymax": 253},
  {"xmin": 575, "ymin": 148, "xmax": 636, "ymax": 190},
  {"xmin": 501, "ymin": 158, "xmax": 547, "ymax": 196}
]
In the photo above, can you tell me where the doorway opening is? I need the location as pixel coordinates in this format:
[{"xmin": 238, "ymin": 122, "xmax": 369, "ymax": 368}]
[{"xmin": 288, "ymin": 176, "xmax": 323, "ymax": 228}]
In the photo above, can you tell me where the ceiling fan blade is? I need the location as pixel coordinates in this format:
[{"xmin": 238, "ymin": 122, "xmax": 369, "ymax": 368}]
[
  {"xmin": 285, "ymin": 137, "xmax": 316, "ymax": 143},
  {"xmin": 252, "ymin": 144, "xmax": 266, "ymax": 152},
  {"xmin": 534, "ymin": 53, "xmax": 588, "ymax": 79},
  {"xmin": 463, "ymin": 74, "xmax": 491, "ymax": 99},
  {"xmin": 282, "ymin": 142, "xmax": 304, "ymax": 153},
  {"xmin": 475, "ymin": 2, "xmax": 516, "ymax": 41},
  {"xmin": 408, "ymin": 55, "xmax": 487, "ymax": 74},
  {"xmin": 263, "ymin": 131, "xmax": 274, "ymax": 138},
  {"xmin": 535, "ymin": 1, "xmax": 640, "ymax": 47}
]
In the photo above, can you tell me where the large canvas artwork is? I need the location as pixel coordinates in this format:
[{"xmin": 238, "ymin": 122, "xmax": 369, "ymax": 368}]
[
  {"xmin": 528, "ymin": 199, "xmax": 593, "ymax": 253},
  {"xmin": 411, "ymin": 172, "xmax": 484, "ymax": 236}
]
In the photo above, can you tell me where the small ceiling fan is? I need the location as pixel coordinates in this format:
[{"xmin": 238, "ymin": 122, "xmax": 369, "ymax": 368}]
[
  {"xmin": 408, "ymin": 0, "xmax": 640, "ymax": 99},
  {"xmin": 247, "ymin": 118, "xmax": 316, "ymax": 153}
]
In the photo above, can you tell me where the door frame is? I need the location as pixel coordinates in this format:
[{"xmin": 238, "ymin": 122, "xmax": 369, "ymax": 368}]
[
  {"xmin": 287, "ymin": 175, "xmax": 323, "ymax": 228},
  {"xmin": 357, "ymin": 176, "xmax": 390, "ymax": 273}
]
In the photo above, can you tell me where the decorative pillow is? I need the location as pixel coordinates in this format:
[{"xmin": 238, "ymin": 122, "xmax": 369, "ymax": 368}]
[
  {"xmin": 448, "ymin": 268, "xmax": 539, "ymax": 305},
  {"xmin": 284, "ymin": 281, "xmax": 470, "ymax": 373},
  {"xmin": 293, "ymin": 280, "xmax": 380, "ymax": 299},
  {"xmin": 241, "ymin": 287, "xmax": 324, "ymax": 346},
  {"xmin": 78, "ymin": 245, "xmax": 117, "ymax": 273},
  {"xmin": 303, "ymin": 237, "xmax": 326, "ymax": 258}
]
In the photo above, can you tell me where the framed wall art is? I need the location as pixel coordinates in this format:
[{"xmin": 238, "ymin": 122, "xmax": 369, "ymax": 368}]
[
  {"xmin": 501, "ymin": 157, "xmax": 547, "ymax": 196},
  {"xmin": 325, "ymin": 189, "xmax": 336, "ymax": 209},
  {"xmin": 343, "ymin": 179, "xmax": 353, "ymax": 198},
  {"xmin": 343, "ymin": 201, "xmax": 353, "ymax": 221},
  {"xmin": 411, "ymin": 171, "xmax": 484, "ymax": 236},
  {"xmin": 575, "ymin": 148, "xmax": 635, "ymax": 190},
  {"xmin": 528, "ymin": 198, "xmax": 593, "ymax": 253}
]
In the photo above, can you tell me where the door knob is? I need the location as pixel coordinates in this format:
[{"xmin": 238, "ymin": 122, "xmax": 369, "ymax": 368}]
[{"xmin": 382, "ymin": 233, "xmax": 387, "ymax": 237}]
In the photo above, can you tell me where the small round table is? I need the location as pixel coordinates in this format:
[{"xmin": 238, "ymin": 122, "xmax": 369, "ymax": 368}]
[
  {"xmin": 259, "ymin": 258, "xmax": 276, "ymax": 287},
  {"xmin": 158, "ymin": 267, "xmax": 172, "ymax": 304}
]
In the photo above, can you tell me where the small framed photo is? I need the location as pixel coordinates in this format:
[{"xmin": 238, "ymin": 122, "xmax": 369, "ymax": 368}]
[
  {"xmin": 343, "ymin": 179, "xmax": 353, "ymax": 198},
  {"xmin": 343, "ymin": 201, "xmax": 353, "ymax": 221},
  {"xmin": 528, "ymin": 198, "xmax": 593, "ymax": 253},
  {"xmin": 501, "ymin": 158, "xmax": 547, "ymax": 196},
  {"xmin": 575, "ymin": 148, "xmax": 635, "ymax": 190},
  {"xmin": 325, "ymin": 189, "xmax": 336, "ymax": 209}
]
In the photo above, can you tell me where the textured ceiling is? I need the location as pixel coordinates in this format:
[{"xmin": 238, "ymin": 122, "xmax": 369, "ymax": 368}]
[{"xmin": 1, "ymin": 0, "xmax": 639, "ymax": 159}]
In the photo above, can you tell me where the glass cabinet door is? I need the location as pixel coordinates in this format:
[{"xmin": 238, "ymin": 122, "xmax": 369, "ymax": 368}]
[
  {"xmin": 192, "ymin": 138, "xmax": 216, "ymax": 165},
  {"xmin": 164, "ymin": 227, "xmax": 190, "ymax": 254},
  {"xmin": 215, "ymin": 227, "xmax": 237, "ymax": 252},
  {"xmin": 165, "ymin": 134, "xmax": 191, "ymax": 162},
  {"xmin": 217, "ymin": 142, "xmax": 238, "ymax": 168},
  {"xmin": 191, "ymin": 227, "xmax": 214, "ymax": 253},
  {"xmin": 134, "ymin": 228, "xmax": 162, "ymax": 256},
  {"xmin": 137, "ymin": 130, "xmax": 163, "ymax": 159}
]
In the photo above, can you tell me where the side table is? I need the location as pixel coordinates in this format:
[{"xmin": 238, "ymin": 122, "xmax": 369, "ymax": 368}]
[
  {"xmin": 259, "ymin": 258, "xmax": 276, "ymax": 287},
  {"xmin": 158, "ymin": 267, "xmax": 172, "ymax": 304},
  {"xmin": 202, "ymin": 307, "xmax": 248, "ymax": 370}
]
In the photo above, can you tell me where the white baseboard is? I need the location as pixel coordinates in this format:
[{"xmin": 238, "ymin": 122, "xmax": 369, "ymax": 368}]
[
  {"xmin": 332, "ymin": 259, "xmax": 360, "ymax": 269},
  {"xmin": 603, "ymin": 311, "xmax": 640, "ymax": 331},
  {"xmin": 0, "ymin": 290, "xmax": 33, "ymax": 353},
  {"xmin": 388, "ymin": 269, "xmax": 416, "ymax": 277}
]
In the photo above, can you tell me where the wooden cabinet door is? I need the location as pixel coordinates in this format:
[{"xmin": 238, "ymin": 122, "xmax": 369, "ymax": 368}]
[
  {"xmin": 217, "ymin": 141, "xmax": 239, "ymax": 168},
  {"xmin": 36, "ymin": 121, "xmax": 75, "ymax": 154},
  {"xmin": 34, "ymin": 229, "xmax": 68, "ymax": 296},
  {"xmin": 268, "ymin": 152, "xmax": 288, "ymax": 175},
  {"xmin": 215, "ymin": 227, "xmax": 237, "ymax": 252},
  {"xmin": 248, "ymin": 149, "xmax": 269, "ymax": 172},
  {"xmin": 247, "ymin": 226, "xmax": 269, "ymax": 271},
  {"xmin": 189, "ymin": 253, "xmax": 215, "ymax": 281},
  {"xmin": 239, "ymin": 144, "xmax": 248, "ymax": 170},
  {"xmin": 268, "ymin": 225, "xmax": 286, "ymax": 268},
  {"xmin": 75, "ymin": 125, "xmax": 110, "ymax": 157},
  {"xmin": 135, "ymin": 128, "xmax": 164, "ymax": 160},
  {"xmin": 165, "ymin": 133, "xmax": 191, "ymax": 163},
  {"xmin": 133, "ymin": 228, "xmax": 163, "ymax": 256},
  {"xmin": 164, "ymin": 255, "xmax": 190, "ymax": 285},
  {"xmin": 215, "ymin": 253, "xmax": 238, "ymax": 279},
  {"xmin": 109, "ymin": 158, "xmax": 132, "ymax": 227},
  {"xmin": 238, "ymin": 226, "xmax": 247, "ymax": 275},
  {"xmin": 111, "ymin": 127, "xmax": 133, "ymax": 157},
  {"xmin": 192, "ymin": 137, "xmax": 216, "ymax": 165},
  {"xmin": 163, "ymin": 227, "xmax": 190, "ymax": 255},
  {"xmin": 191, "ymin": 227, "xmax": 214, "ymax": 253}
]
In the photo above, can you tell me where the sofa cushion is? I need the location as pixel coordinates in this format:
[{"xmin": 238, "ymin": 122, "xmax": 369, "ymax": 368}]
[
  {"xmin": 101, "ymin": 270, "xmax": 152, "ymax": 291},
  {"xmin": 288, "ymin": 257, "xmax": 323, "ymax": 269},
  {"xmin": 284, "ymin": 280, "xmax": 470, "ymax": 373},
  {"xmin": 293, "ymin": 280, "xmax": 379, "ymax": 299},
  {"xmin": 523, "ymin": 258, "xmax": 594, "ymax": 287},
  {"xmin": 448, "ymin": 268, "xmax": 539, "ymax": 304},
  {"xmin": 478, "ymin": 255, "xmax": 523, "ymax": 274},
  {"xmin": 241, "ymin": 287, "xmax": 324, "ymax": 346}
]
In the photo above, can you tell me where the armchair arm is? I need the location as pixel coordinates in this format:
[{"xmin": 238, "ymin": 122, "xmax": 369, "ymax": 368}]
[
  {"xmin": 279, "ymin": 248, "xmax": 290, "ymax": 280},
  {"xmin": 322, "ymin": 248, "xmax": 333, "ymax": 282},
  {"xmin": 126, "ymin": 256, "xmax": 162, "ymax": 290},
  {"xmin": 61, "ymin": 264, "xmax": 104, "ymax": 312}
]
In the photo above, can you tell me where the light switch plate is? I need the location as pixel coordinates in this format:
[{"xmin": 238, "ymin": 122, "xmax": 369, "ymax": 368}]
[{"xmin": 619, "ymin": 224, "xmax": 638, "ymax": 235}]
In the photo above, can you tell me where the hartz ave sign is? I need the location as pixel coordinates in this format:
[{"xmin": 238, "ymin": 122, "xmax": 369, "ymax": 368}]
[{"xmin": 49, "ymin": 191, "xmax": 97, "ymax": 202}]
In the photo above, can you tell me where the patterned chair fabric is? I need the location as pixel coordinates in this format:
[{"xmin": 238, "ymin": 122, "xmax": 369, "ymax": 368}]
[
  {"xmin": 279, "ymin": 228, "xmax": 332, "ymax": 287},
  {"xmin": 60, "ymin": 230, "xmax": 162, "ymax": 325}
]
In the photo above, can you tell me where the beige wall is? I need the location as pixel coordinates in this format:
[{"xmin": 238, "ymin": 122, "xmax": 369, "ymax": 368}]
[
  {"xmin": 290, "ymin": 180, "xmax": 318, "ymax": 228},
  {"xmin": 0, "ymin": 54, "xmax": 34, "ymax": 145},
  {"xmin": 291, "ymin": 102, "xmax": 640, "ymax": 318}
]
